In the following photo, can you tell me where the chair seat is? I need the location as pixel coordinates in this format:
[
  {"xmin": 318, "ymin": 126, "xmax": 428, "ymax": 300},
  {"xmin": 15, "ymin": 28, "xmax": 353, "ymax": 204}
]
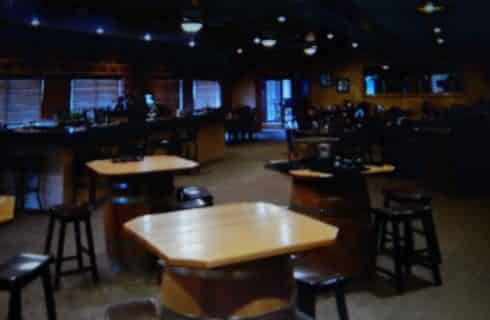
[
  {"xmin": 0, "ymin": 253, "xmax": 51, "ymax": 289},
  {"xmin": 105, "ymin": 299, "xmax": 159, "ymax": 320},
  {"xmin": 177, "ymin": 186, "xmax": 213, "ymax": 204},
  {"xmin": 384, "ymin": 188, "xmax": 432, "ymax": 204},
  {"xmin": 294, "ymin": 265, "xmax": 344, "ymax": 289}
]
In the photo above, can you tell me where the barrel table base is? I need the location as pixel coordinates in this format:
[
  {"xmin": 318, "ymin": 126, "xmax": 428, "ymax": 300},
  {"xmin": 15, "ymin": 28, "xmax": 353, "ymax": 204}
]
[
  {"xmin": 160, "ymin": 256, "xmax": 295, "ymax": 320},
  {"xmin": 290, "ymin": 174, "xmax": 375, "ymax": 279}
]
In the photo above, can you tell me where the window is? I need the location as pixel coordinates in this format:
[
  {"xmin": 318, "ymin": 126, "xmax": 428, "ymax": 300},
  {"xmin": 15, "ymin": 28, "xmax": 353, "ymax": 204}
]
[
  {"xmin": 364, "ymin": 66, "xmax": 463, "ymax": 96},
  {"xmin": 149, "ymin": 79, "xmax": 183, "ymax": 111},
  {"xmin": 0, "ymin": 79, "xmax": 44, "ymax": 124},
  {"xmin": 70, "ymin": 79, "xmax": 124, "ymax": 113},
  {"xmin": 193, "ymin": 80, "xmax": 222, "ymax": 110}
]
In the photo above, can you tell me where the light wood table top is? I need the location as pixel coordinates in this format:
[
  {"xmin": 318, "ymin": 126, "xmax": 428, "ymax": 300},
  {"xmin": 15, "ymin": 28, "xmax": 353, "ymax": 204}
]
[
  {"xmin": 86, "ymin": 155, "xmax": 199, "ymax": 177},
  {"xmin": 124, "ymin": 202, "xmax": 338, "ymax": 269},
  {"xmin": 290, "ymin": 164, "xmax": 395, "ymax": 179}
]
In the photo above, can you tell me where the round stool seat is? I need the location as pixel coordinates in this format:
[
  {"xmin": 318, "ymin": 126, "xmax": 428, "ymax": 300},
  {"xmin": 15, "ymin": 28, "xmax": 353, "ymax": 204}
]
[
  {"xmin": 177, "ymin": 186, "xmax": 213, "ymax": 205},
  {"xmin": 50, "ymin": 204, "xmax": 92, "ymax": 221},
  {"xmin": 384, "ymin": 188, "xmax": 432, "ymax": 205},
  {"xmin": 0, "ymin": 253, "xmax": 51, "ymax": 289}
]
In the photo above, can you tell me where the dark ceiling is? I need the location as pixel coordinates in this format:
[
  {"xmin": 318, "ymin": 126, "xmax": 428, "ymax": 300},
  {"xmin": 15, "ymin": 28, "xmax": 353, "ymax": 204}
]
[{"xmin": 1, "ymin": 0, "xmax": 489, "ymax": 64}]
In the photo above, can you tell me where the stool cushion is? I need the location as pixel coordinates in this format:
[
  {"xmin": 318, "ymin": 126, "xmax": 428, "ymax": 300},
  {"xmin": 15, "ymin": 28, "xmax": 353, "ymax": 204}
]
[
  {"xmin": 384, "ymin": 188, "xmax": 432, "ymax": 203},
  {"xmin": 372, "ymin": 206, "xmax": 431, "ymax": 219},
  {"xmin": 294, "ymin": 265, "xmax": 344, "ymax": 289},
  {"xmin": 177, "ymin": 186, "xmax": 213, "ymax": 204},
  {"xmin": 0, "ymin": 253, "xmax": 51, "ymax": 289},
  {"xmin": 50, "ymin": 204, "xmax": 92, "ymax": 221},
  {"xmin": 105, "ymin": 299, "xmax": 159, "ymax": 320}
]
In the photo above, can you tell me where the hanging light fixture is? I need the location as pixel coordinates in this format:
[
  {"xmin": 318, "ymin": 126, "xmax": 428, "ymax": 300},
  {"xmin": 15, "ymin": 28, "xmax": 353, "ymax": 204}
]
[
  {"xmin": 181, "ymin": 0, "xmax": 203, "ymax": 33},
  {"xmin": 30, "ymin": 17, "xmax": 40, "ymax": 27},
  {"xmin": 304, "ymin": 45, "xmax": 318, "ymax": 56},
  {"xmin": 417, "ymin": 1, "xmax": 446, "ymax": 15},
  {"xmin": 253, "ymin": 37, "xmax": 262, "ymax": 45},
  {"xmin": 181, "ymin": 18, "xmax": 203, "ymax": 33},
  {"xmin": 261, "ymin": 32, "xmax": 277, "ymax": 48}
]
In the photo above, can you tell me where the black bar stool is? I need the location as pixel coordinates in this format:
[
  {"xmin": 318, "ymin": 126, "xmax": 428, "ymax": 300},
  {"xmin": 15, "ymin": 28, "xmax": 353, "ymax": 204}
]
[
  {"xmin": 383, "ymin": 188, "xmax": 432, "ymax": 208},
  {"xmin": 176, "ymin": 186, "xmax": 214, "ymax": 205},
  {"xmin": 294, "ymin": 266, "xmax": 349, "ymax": 320},
  {"xmin": 372, "ymin": 206, "xmax": 442, "ymax": 293},
  {"xmin": 44, "ymin": 204, "xmax": 99, "ymax": 290},
  {"xmin": 0, "ymin": 253, "xmax": 56, "ymax": 320}
]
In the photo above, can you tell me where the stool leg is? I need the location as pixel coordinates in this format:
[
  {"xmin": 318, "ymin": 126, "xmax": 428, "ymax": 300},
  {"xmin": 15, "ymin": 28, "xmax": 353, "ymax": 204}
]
[
  {"xmin": 8, "ymin": 288, "xmax": 22, "ymax": 320},
  {"xmin": 392, "ymin": 220, "xmax": 404, "ymax": 293},
  {"xmin": 84, "ymin": 217, "xmax": 99, "ymax": 283},
  {"xmin": 35, "ymin": 174, "xmax": 43, "ymax": 210},
  {"xmin": 421, "ymin": 214, "xmax": 443, "ymax": 286},
  {"xmin": 296, "ymin": 282, "xmax": 316, "ymax": 319},
  {"xmin": 54, "ymin": 221, "xmax": 67, "ymax": 290},
  {"xmin": 380, "ymin": 219, "xmax": 390, "ymax": 253},
  {"xmin": 373, "ymin": 214, "xmax": 384, "ymax": 254},
  {"xmin": 74, "ymin": 221, "xmax": 84, "ymax": 270},
  {"xmin": 42, "ymin": 268, "xmax": 57, "ymax": 320},
  {"xmin": 44, "ymin": 215, "xmax": 55, "ymax": 255},
  {"xmin": 403, "ymin": 220, "xmax": 415, "ymax": 275},
  {"xmin": 334, "ymin": 281, "xmax": 350, "ymax": 320}
]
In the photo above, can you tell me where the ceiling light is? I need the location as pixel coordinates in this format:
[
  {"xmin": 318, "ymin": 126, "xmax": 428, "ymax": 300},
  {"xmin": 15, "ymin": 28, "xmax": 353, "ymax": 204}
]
[
  {"xmin": 144, "ymin": 33, "xmax": 152, "ymax": 41},
  {"xmin": 189, "ymin": 40, "xmax": 196, "ymax": 48},
  {"xmin": 181, "ymin": 20, "xmax": 203, "ymax": 33},
  {"xmin": 433, "ymin": 27, "xmax": 442, "ymax": 34},
  {"xmin": 352, "ymin": 42, "xmax": 359, "ymax": 48},
  {"xmin": 237, "ymin": 48, "xmax": 244, "ymax": 54},
  {"xmin": 327, "ymin": 33, "xmax": 335, "ymax": 40},
  {"xmin": 30, "ymin": 17, "xmax": 40, "ymax": 27},
  {"xmin": 382, "ymin": 65, "xmax": 390, "ymax": 70},
  {"xmin": 277, "ymin": 16, "xmax": 287, "ymax": 23},
  {"xmin": 436, "ymin": 37, "xmax": 445, "ymax": 45},
  {"xmin": 305, "ymin": 32, "xmax": 316, "ymax": 43},
  {"xmin": 304, "ymin": 45, "xmax": 318, "ymax": 56},
  {"xmin": 253, "ymin": 37, "xmax": 261, "ymax": 44},
  {"xmin": 96, "ymin": 27, "xmax": 104, "ymax": 35},
  {"xmin": 261, "ymin": 39, "xmax": 277, "ymax": 48},
  {"xmin": 417, "ymin": 1, "xmax": 445, "ymax": 15}
]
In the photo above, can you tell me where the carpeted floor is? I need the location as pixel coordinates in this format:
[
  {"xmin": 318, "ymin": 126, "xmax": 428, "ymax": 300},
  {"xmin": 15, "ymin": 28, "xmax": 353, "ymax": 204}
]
[{"xmin": 1, "ymin": 140, "xmax": 490, "ymax": 320}]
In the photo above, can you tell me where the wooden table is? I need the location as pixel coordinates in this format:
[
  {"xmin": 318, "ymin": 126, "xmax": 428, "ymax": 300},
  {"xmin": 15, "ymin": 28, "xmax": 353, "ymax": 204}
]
[
  {"xmin": 289, "ymin": 165, "xmax": 395, "ymax": 279},
  {"xmin": 124, "ymin": 202, "xmax": 338, "ymax": 319},
  {"xmin": 86, "ymin": 155, "xmax": 199, "ymax": 272}
]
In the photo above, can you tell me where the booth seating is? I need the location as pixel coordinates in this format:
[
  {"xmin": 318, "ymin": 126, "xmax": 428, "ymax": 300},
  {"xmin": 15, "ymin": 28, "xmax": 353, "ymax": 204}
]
[{"xmin": 0, "ymin": 253, "xmax": 57, "ymax": 320}]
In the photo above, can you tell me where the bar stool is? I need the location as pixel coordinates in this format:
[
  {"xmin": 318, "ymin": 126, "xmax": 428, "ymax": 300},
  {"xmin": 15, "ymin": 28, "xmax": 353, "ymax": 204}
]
[
  {"xmin": 0, "ymin": 253, "xmax": 56, "ymax": 320},
  {"xmin": 105, "ymin": 299, "xmax": 159, "ymax": 320},
  {"xmin": 176, "ymin": 186, "xmax": 214, "ymax": 205},
  {"xmin": 44, "ymin": 204, "xmax": 99, "ymax": 290},
  {"xmin": 372, "ymin": 206, "xmax": 442, "ymax": 293},
  {"xmin": 8, "ymin": 155, "xmax": 44, "ymax": 212},
  {"xmin": 294, "ymin": 266, "xmax": 349, "ymax": 320},
  {"xmin": 383, "ymin": 188, "xmax": 432, "ymax": 208}
]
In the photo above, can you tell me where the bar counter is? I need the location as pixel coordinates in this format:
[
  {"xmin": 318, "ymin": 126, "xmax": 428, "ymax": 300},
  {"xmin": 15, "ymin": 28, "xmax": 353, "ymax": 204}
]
[{"xmin": 1, "ymin": 113, "xmax": 225, "ymax": 209}]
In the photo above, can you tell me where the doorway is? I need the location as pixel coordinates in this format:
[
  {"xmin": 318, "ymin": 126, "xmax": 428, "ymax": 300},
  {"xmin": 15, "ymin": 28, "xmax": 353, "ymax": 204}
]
[{"xmin": 263, "ymin": 79, "xmax": 292, "ymax": 128}]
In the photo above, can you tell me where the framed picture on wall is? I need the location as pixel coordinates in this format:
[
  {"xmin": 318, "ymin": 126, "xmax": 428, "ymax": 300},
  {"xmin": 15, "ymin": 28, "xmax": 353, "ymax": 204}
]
[
  {"xmin": 320, "ymin": 73, "xmax": 334, "ymax": 88},
  {"xmin": 336, "ymin": 78, "xmax": 350, "ymax": 93}
]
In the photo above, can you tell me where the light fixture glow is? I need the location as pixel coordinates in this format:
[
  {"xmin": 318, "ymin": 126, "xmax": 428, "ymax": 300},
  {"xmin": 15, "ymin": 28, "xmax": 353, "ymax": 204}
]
[
  {"xmin": 382, "ymin": 65, "xmax": 390, "ymax": 70},
  {"xmin": 189, "ymin": 40, "xmax": 196, "ymax": 48},
  {"xmin": 417, "ymin": 1, "xmax": 445, "ymax": 14},
  {"xmin": 237, "ymin": 48, "xmax": 243, "ymax": 54},
  {"xmin": 305, "ymin": 32, "xmax": 316, "ymax": 43},
  {"xmin": 144, "ymin": 33, "xmax": 152, "ymax": 41},
  {"xmin": 96, "ymin": 27, "xmax": 104, "ymax": 35},
  {"xmin": 436, "ymin": 37, "xmax": 445, "ymax": 45},
  {"xmin": 261, "ymin": 39, "xmax": 277, "ymax": 48},
  {"xmin": 253, "ymin": 37, "xmax": 261, "ymax": 44},
  {"xmin": 433, "ymin": 27, "xmax": 442, "ymax": 34},
  {"xmin": 327, "ymin": 33, "xmax": 335, "ymax": 40},
  {"xmin": 277, "ymin": 16, "xmax": 287, "ymax": 23},
  {"xmin": 304, "ymin": 45, "xmax": 318, "ymax": 56},
  {"xmin": 181, "ymin": 21, "xmax": 203, "ymax": 33},
  {"xmin": 352, "ymin": 42, "xmax": 359, "ymax": 48},
  {"xmin": 31, "ymin": 17, "xmax": 40, "ymax": 27}
]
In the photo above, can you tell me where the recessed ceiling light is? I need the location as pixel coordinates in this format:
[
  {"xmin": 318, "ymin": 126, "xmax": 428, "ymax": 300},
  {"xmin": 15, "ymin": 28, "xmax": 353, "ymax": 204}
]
[
  {"xmin": 237, "ymin": 48, "xmax": 244, "ymax": 54},
  {"xmin": 436, "ymin": 37, "xmax": 445, "ymax": 45},
  {"xmin": 304, "ymin": 45, "xmax": 318, "ymax": 56},
  {"xmin": 277, "ymin": 16, "xmax": 287, "ymax": 23},
  {"xmin": 144, "ymin": 33, "xmax": 152, "ymax": 41},
  {"xmin": 352, "ymin": 42, "xmax": 359, "ymax": 48},
  {"xmin": 31, "ymin": 17, "xmax": 40, "ymax": 27},
  {"xmin": 327, "ymin": 33, "xmax": 335, "ymax": 40},
  {"xmin": 433, "ymin": 27, "xmax": 442, "ymax": 34},
  {"xmin": 96, "ymin": 27, "xmax": 104, "ymax": 35},
  {"xmin": 382, "ymin": 65, "xmax": 390, "ymax": 70},
  {"xmin": 189, "ymin": 40, "xmax": 196, "ymax": 48},
  {"xmin": 253, "ymin": 37, "xmax": 261, "ymax": 44},
  {"xmin": 261, "ymin": 39, "xmax": 277, "ymax": 48}
]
